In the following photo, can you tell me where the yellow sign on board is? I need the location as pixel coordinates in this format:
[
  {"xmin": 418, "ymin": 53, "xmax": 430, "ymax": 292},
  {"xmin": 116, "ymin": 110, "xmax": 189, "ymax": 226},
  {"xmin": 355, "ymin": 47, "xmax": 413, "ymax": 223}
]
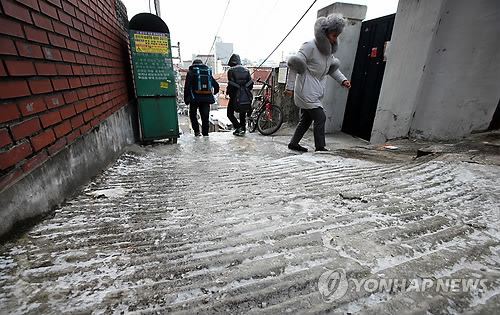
[
  {"xmin": 134, "ymin": 33, "xmax": 169, "ymax": 54},
  {"xmin": 160, "ymin": 82, "xmax": 168, "ymax": 89}
]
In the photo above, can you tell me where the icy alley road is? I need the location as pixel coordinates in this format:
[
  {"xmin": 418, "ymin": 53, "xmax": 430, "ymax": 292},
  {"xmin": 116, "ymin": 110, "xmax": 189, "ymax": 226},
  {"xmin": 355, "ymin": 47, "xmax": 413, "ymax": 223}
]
[{"xmin": 1, "ymin": 130, "xmax": 500, "ymax": 314}]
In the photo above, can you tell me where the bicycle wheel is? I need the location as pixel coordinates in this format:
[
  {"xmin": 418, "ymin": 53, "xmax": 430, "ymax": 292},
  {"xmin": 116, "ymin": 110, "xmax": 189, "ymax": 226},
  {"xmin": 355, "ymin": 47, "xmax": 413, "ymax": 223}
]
[
  {"xmin": 247, "ymin": 116, "xmax": 257, "ymax": 133},
  {"xmin": 247, "ymin": 101, "xmax": 261, "ymax": 133},
  {"xmin": 257, "ymin": 105, "xmax": 284, "ymax": 135}
]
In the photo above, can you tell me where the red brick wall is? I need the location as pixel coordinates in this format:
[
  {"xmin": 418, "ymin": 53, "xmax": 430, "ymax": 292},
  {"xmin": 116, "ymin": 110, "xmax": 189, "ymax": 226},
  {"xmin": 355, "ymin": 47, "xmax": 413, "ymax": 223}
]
[{"xmin": 0, "ymin": 0, "xmax": 133, "ymax": 190}]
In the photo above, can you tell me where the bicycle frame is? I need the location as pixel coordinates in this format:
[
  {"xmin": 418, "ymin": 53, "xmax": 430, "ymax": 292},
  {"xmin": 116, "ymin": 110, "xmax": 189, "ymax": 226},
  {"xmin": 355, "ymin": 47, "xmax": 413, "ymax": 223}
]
[
  {"xmin": 248, "ymin": 75, "xmax": 271, "ymax": 120},
  {"xmin": 247, "ymin": 73, "xmax": 284, "ymax": 135}
]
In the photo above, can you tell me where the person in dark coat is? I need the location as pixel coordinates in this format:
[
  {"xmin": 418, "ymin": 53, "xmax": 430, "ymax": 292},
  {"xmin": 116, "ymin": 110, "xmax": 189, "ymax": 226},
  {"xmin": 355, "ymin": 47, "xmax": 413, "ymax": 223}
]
[
  {"xmin": 226, "ymin": 54, "xmax": 253, "ymax": 136},
  {"xmin": 184, "ymin": 59, "xmax": 219, "ymax": 136}
]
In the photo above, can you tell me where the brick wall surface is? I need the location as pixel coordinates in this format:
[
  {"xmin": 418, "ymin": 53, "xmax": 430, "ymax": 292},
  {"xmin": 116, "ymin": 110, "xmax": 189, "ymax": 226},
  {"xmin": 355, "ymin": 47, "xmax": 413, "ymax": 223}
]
[{"xmin": 0, "ymin": 0, "xmax": 133, "ymax": 191}]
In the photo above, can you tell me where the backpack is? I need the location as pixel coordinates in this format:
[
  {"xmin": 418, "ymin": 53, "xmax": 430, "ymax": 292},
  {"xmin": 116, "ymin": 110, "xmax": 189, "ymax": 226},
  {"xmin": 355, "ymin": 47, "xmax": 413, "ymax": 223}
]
[
  {"xmin": 228, "ymin": 79, "xmax": 253, "ymax": 113},
  {"xmin": 191, "ymin": 67, "xmax": 212, "ymax": 95}
]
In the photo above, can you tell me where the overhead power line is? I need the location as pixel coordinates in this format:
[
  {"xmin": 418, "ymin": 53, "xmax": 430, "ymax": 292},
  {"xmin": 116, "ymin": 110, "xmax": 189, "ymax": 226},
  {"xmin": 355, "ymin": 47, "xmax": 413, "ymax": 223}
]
[
  {"xmin": 252, "ymin": 0, "xmax": 318, "ymax": 73},
  {"xmin": 205, "ymin": 0, "xmax": 231, "ymax": 64}
]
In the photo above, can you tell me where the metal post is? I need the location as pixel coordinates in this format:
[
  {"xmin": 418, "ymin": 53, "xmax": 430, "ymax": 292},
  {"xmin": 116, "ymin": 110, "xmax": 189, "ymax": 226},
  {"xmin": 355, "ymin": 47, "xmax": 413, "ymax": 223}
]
[
  {"xmin": 177, "ymin": 42, "xmax": 181, "ymax": 64},
  {"xmin": 154, "ymin": 0, "xmax": 161, "ymax": 17}
]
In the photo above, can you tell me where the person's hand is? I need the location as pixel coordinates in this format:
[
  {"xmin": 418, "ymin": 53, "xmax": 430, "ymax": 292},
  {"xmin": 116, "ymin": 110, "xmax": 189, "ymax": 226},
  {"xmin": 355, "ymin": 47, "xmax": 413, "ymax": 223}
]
[
  {"xmin": 342, "ymin": 80, "xmax": 351, "ymax": 89},
  {"xmin": 284, "ymin": 89, "xmax": 293, "ymax": 97}
]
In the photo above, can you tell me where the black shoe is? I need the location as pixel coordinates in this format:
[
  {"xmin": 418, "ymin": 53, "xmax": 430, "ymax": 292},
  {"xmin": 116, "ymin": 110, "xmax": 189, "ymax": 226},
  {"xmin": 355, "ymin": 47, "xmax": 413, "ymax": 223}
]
[
  {"xmin": 315, "ymin": 147, "xmax": 328, "ymax": 152},
  {"xmin": 233, "ymin": 128, "xmax": 245, "ymax": 136},
  {"xmin": 288, "ymin": 143, "xmax": 308, "ymax": 152}
]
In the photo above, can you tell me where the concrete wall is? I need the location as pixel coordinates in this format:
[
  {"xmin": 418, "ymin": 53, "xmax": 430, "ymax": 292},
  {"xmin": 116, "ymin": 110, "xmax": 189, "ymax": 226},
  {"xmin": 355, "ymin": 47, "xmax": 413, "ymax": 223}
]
[
  {"xmin": 409, "ymin": 0, "xmax": 500, "ymax": 140},
  {"xmin": 371, "ymin": 0, "xmax": 500, "ymax": 143},
  {"xmin": 318, "ymin": 3, "xmax": 367, "ymax": 133},
  {"xmin": 0, "ymin": 102, "xmax": 137, "ymax": 236},
  {"xmin": 370, "ymin": 0, "xmax": 444, "ymax": 143},
  {"xmin": 272, "ymin": 67, "xmax": 299, "ymax": 125}
]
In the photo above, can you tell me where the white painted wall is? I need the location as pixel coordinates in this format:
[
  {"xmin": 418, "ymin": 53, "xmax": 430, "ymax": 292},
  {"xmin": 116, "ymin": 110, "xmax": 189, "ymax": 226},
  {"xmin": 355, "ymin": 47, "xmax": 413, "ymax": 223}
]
[
  {"xmin": 409, "ymin": 0, "xmax": 500, "ymax": 140},
  {"xmin": 318, "ymin": 3, "xmax": 367, "ymax": 133},
  {"xmin": 370, "ymin": 0, "xmax": 445, "ymax": 143},
  {"xmin": 371, "ymin": 0, "xmax": 500, "ymax": 143}
]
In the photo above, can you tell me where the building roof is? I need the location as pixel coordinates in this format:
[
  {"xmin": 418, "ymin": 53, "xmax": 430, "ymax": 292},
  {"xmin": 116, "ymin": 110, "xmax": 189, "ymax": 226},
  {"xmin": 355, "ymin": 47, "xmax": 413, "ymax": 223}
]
[{"xmin": 213, "ymin": 73, "xmax": 228, "ymax": 83}]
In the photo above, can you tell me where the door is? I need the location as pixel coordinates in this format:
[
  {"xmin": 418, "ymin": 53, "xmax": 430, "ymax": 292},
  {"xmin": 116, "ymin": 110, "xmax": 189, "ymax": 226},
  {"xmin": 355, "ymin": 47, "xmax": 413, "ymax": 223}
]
[{"xmin": 342, "ymin": 14, "xmax": 395, "ymax": 140}]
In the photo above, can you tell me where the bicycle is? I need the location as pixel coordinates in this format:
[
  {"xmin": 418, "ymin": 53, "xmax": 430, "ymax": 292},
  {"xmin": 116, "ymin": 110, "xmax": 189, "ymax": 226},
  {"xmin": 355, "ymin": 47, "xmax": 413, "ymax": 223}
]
[{"xmin": 247, "ymin": 78, "xmax": 284, "ymax": 135}]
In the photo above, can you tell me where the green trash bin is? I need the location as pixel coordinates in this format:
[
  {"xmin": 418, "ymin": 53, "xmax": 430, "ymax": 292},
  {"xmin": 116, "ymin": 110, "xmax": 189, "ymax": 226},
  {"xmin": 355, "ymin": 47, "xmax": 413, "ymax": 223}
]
[{"xmin": 129, "ymin": 13, "xmax": 179, "ymax": 143}]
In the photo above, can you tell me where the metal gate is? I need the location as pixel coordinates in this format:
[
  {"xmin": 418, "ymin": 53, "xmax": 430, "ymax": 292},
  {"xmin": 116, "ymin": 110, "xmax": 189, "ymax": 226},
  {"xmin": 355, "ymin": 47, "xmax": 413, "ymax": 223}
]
[{"xmin": 342, "ymin": 14, "xmax": 395, "ymax": 141}]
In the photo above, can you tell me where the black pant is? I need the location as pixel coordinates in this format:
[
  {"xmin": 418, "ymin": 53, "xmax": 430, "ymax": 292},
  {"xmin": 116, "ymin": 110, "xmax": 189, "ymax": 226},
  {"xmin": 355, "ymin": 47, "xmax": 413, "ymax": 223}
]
[
  {"xmin": 290, "ymin": 107, "xmax": 326, "ymax": 149},
  {"xmin": 227, "ymin": 102, "xmax": 246, "ymax": 130},
  {"xmin": 189, "ymin": 103, "xmax": 210, "ymax": 136}
]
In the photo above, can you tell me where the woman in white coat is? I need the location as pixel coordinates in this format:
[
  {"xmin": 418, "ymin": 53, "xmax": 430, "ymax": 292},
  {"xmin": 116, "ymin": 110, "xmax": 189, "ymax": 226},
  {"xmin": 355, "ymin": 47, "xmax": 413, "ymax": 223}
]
[{"xmin": 285, "ymin": 13, "xmax": 351, "ymax": 152}]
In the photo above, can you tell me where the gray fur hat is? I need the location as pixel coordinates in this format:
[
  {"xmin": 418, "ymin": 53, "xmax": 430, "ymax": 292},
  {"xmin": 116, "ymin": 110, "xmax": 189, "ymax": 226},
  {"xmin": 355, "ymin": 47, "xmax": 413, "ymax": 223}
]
[{"xmin": 314, "ymin": 13, "xmax": 346, "ymax": 55}]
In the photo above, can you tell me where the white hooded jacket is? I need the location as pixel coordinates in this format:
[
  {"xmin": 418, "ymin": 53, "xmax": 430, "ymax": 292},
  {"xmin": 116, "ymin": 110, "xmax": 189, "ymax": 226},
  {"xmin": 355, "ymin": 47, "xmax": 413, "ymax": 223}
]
[{"xmin": 286, "ymin": 15, "xmax": 347, "ymax": 109}]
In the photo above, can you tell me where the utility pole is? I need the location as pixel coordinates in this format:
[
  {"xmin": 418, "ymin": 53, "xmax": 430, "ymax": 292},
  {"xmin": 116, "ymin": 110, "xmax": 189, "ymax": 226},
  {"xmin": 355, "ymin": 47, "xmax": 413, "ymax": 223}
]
[
  {"xmin": 177, "ymin": 42, "xmax": 181, "ymax": 64},
  {"xmin": 154, "ymin": 0, "xmax": 161, "ymax": 17},
  {"xmin": 172, "ymin": 42, "xmax": 182, "ymax": 63},
  {"xmin": 213, "ymin": 36, "xmax": 217, "ymax": 73}
]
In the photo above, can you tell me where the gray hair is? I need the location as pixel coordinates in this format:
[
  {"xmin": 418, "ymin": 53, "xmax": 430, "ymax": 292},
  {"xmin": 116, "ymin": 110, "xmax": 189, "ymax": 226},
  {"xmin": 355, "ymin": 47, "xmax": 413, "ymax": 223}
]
[{"xmin": 321, "ymin": 13, "xmax": 346, "ymax": 35}]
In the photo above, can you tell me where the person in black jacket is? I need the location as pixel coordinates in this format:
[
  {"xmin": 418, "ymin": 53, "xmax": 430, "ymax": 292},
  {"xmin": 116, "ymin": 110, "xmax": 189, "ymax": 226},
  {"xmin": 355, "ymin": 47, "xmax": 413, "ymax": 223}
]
[
  {"xmin": 227, "ymin": 54, "xmax": 253, "ymax": 136},
  {"xmin": 184, "ymin": 59, "xmax": 219, "ymax": 136}
]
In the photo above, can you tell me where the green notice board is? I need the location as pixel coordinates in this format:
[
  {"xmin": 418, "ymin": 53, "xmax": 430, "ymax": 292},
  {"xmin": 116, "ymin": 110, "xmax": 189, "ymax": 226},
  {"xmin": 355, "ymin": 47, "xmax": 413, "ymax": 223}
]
[
  {"xmin": 129, "ymin": 28, "xmax": 179, "ymax": 141},
  {"xmin": 129, "ymin": 30, "xmax": 176, "ymax": 97}
]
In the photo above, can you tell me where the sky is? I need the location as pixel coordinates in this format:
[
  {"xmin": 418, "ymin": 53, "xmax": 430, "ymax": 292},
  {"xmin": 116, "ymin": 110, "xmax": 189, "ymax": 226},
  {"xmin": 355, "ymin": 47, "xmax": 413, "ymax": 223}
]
[{"xmin": 121, "ymin": 0, "xmax": 399, "ymax": 63}]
